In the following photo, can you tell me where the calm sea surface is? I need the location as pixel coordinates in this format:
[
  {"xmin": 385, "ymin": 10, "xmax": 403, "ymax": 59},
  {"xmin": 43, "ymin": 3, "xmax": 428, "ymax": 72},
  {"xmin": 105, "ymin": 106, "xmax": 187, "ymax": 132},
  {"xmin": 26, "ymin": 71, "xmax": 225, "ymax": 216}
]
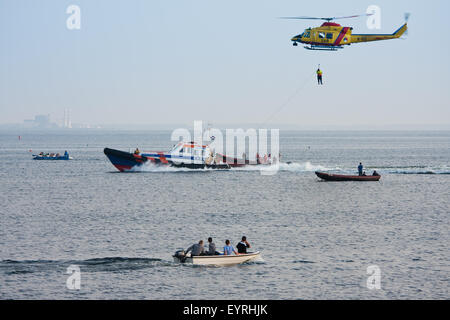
[{"xmin": 0, "ymin": 130, "xmax": 449, "ymax": 299}]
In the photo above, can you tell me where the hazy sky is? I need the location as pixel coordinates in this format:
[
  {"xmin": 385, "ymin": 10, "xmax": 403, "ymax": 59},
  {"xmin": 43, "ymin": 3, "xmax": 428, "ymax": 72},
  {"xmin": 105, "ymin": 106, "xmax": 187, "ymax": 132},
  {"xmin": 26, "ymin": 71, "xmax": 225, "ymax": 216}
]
[{"xmin": 1, "ymin": 0, "xmax": 449, "ymax": 128}]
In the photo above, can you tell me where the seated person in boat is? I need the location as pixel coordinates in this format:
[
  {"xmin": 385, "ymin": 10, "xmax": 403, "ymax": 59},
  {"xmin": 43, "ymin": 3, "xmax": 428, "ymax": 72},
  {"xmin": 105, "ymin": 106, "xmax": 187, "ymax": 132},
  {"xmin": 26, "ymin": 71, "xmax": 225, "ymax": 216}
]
[
  {"xmin": 134, "ymin": 148, "xmax": 140, "ymax": 155},
  {"xmin": 185, "ymin": 240, "xmax": 205, "ymax": 256},
  {"xmin": 236, "ymin": 236, "xmax": 251, "ymax": 254},
  {"xmin": 207, "ymin": 237, "xmax": 220, "ymax": 255},
  {"xmin": 223, "ymin": 239, "xmax": 239, "ymax": 255},
  {"xmin": 362, "ymin": 171, "xmax": 367, "ymax": 176},
  {"xmin": 64, "ymin": 150, "xmax": 69, "ymax": 157},
  {"xmin": 372, "ymin": 170, "xmax": 380, "ymax": 176}
]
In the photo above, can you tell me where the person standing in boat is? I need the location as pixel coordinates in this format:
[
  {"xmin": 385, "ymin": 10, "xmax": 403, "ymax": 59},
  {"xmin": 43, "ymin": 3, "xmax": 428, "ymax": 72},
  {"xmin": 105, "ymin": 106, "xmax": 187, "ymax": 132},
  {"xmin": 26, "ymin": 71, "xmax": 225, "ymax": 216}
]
[
  {"xmin": 185, "ymin": 240, "xmax": 205, "ymax": 256},
  {"xmin": 358, "ymin": 162, "xmax": 363, "ymax": 176},
  {"xmin": 236, "ymin": 236, "xmax": 251, "ymax": 254},
  {"xmin": 223, "ymin": 239, "xmax": 239, "ymax": 255}
]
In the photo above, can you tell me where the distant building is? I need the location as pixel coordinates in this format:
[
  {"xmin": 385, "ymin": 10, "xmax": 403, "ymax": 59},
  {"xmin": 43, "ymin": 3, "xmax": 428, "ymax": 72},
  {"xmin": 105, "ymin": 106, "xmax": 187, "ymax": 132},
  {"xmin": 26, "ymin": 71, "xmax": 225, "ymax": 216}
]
[{"xmin": 23, "ymin": 115, "xmax": 58, "ymax": 129}]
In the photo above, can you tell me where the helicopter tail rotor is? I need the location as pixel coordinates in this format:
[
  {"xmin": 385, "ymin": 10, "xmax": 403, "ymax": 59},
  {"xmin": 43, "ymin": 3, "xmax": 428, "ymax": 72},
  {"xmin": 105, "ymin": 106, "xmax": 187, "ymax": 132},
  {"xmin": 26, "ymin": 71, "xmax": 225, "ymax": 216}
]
[
  {"xmin": 404, "ymin": 12, "xmax": 410, "ymax": 23},
  {"xmin": 403, "ymin": 13, "xmax": 410, "ymax": 37}
]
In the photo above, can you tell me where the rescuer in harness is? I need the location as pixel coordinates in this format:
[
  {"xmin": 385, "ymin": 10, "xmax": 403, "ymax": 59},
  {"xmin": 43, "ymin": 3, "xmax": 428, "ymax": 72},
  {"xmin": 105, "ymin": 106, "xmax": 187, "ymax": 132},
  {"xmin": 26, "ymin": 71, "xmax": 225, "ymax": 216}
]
[{"xmin": 316, "ymin": 67, "xmax": 323, "ymax": 85}]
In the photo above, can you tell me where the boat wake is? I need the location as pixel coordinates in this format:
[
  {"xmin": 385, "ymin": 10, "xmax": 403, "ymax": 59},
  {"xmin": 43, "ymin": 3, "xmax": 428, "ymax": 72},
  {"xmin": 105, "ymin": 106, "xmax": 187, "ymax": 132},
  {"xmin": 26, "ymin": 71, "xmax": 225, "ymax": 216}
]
[
  {"xmin": 127, "ymin": 161, "xmax": 335, "ymax": 173},
  {"xmin": 370, "ymin": 165, "xmax": 450, "ymax": 175},
  {"xmin": 0, "ymin": 257, "xmax": 175, "ymax": 275},
  {"xmin": 123, "ymin": 162, "xmax": 450, "ymax": 175},
  {"xmin": 230, "ymin": 161, "xmax": 337, "ymax": 173}
]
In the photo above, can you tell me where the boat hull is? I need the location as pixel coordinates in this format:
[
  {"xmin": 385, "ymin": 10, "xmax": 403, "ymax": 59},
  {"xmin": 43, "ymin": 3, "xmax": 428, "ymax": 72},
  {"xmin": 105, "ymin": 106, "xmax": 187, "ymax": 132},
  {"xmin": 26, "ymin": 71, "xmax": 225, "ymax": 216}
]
[
  {"xmin": 104, "ymin": 148, "xmax": 150, "ymax": 171},
  {"xmin": 104, "ymin": 148, "xmax": 230, "ymax": 171},
  {"xmin": 32, "ymin": 155, "xmax": 72, "ymax": 160},
  {"xmin": 173, "ymin": 251, "xmax": 261, "ymax": 266},
  {"xmin": 315, "ymin": 171, "xmax": 381, "ymax": 181}
]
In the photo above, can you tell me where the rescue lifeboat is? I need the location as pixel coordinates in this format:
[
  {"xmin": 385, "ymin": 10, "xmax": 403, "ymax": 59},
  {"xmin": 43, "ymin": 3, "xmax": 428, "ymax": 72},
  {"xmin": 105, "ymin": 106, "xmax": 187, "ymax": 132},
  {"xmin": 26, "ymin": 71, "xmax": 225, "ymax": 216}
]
[{"xmin": 105, "ymin": 141, "xmax": 249, "ymax": 172}]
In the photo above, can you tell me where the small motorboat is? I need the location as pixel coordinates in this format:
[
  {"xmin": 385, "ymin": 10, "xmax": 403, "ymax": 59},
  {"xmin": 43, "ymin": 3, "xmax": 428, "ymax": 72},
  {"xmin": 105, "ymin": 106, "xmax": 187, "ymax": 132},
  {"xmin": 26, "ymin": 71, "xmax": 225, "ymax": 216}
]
[
  {"xmin": 315, "ymin": 171, "xmax": 381, "ymax": 181},
  {"xmin": 173, "ymin": 250, "xmax": 261, "ymax": 266},
  {"xmin": 32, "ymin": 151, "xmax": 73, "ymax": 160}
]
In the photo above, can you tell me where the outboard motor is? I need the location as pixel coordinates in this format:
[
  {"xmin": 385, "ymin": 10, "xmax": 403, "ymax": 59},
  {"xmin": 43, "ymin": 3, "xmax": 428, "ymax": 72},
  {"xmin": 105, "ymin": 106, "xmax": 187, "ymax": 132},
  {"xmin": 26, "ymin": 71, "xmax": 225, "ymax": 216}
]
[{"xmin": 174, "ymin": 250, "xmax": 187, "ymax": 263}]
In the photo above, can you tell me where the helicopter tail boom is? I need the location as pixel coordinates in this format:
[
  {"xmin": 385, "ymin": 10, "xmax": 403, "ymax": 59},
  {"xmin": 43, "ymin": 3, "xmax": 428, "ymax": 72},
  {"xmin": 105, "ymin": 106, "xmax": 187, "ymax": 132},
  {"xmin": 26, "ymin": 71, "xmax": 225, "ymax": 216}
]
[{"xmin": 351, "ymin": 23, "xmax": 407, "ymax": 43}]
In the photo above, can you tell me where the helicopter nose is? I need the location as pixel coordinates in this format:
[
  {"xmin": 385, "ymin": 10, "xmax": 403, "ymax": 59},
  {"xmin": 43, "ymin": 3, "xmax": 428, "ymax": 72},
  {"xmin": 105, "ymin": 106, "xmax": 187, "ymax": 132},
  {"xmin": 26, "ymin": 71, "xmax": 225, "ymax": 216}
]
[{"xmin": 291, "ymin": 34, "xmax": 302, "ymax": 42}]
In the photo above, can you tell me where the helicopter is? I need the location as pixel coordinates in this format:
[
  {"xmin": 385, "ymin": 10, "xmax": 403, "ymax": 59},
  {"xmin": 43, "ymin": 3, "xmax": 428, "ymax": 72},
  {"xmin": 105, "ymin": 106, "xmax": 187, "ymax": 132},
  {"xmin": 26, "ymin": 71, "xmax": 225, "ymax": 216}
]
[{"xmin": 281, "ymin": 13, "xmax": 409, "ymax": 51}]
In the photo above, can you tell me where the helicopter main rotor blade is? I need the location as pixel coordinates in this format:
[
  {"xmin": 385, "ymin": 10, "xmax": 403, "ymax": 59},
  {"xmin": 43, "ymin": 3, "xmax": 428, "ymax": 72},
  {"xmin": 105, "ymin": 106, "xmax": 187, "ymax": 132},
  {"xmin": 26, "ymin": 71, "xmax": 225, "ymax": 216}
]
[
  {"xmin": 279, "ymin": 13, "xmax": 373, "ymax": 21},
  {"xmin": 279, "ymin": 17, "xmax": 331, "ymax": 20},
  {"xmin": 330, "ymin": 13, "xmax": 373, "ymax": 20}
]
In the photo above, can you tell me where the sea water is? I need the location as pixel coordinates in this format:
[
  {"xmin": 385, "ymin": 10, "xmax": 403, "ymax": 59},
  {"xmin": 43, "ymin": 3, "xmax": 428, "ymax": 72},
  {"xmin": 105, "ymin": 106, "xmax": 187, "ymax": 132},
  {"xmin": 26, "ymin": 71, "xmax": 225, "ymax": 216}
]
[{"xmin": 0, "ymin": 130, "xmax": 449, "ymax": 299}]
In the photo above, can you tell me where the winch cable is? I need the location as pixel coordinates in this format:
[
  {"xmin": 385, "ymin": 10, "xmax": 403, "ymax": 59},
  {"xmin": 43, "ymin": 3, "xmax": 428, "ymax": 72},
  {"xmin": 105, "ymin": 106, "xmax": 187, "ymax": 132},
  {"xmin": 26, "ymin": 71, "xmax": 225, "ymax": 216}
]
[{"xmin": 261, "ymin": 70, "xmax": 316, "ymax": 126}]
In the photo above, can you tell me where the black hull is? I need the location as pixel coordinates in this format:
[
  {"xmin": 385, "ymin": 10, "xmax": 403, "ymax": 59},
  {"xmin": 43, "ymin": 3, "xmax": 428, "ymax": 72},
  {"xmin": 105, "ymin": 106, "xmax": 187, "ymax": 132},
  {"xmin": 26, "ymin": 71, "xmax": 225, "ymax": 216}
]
[
  {"xmin": 104, "ymin": 147, "xmax": 230, "ymax": 171},
  {"xmin": 315, "ymin": 171, "xmax": 381, "ymax": 181}
]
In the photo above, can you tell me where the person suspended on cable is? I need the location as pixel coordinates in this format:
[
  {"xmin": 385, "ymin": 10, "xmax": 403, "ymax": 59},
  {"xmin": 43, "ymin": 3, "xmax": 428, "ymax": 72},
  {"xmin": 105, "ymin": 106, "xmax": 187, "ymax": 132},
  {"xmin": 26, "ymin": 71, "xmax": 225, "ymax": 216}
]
[{"xmin": 316, "ymin": 67, "xmax": 323, "ymax": 85}]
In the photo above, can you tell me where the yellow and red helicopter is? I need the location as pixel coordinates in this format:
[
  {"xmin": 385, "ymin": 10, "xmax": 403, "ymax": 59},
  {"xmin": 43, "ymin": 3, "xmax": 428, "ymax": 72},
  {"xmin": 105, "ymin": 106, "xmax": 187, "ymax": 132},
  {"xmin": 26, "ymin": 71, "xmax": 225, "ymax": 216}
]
[{"xmin": 282, "ymin": 13, "xmax": 409, "ymax": 51}]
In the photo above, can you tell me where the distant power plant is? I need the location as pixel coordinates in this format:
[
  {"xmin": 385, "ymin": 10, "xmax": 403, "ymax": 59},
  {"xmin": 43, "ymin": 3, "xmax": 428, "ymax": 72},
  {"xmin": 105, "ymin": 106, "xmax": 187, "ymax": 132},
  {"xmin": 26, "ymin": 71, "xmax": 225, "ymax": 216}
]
[{"xmin": 63, "ymin": 109, "xmax": 72, "ymax": 128}]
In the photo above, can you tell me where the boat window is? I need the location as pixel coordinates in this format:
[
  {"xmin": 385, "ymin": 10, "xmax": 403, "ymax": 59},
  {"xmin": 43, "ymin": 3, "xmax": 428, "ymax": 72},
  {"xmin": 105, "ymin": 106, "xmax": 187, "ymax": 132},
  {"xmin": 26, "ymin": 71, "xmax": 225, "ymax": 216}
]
[
  {"xmin": 179, "ymin": 148, "xmax": 183, "ymax": 153},
  {"xmin": 319, "ymin": 32, "xmax": 325, "ymax": 39},
  {"xmin": 326, "ymin": 33, "xmax": 333, "ymax": 39}
]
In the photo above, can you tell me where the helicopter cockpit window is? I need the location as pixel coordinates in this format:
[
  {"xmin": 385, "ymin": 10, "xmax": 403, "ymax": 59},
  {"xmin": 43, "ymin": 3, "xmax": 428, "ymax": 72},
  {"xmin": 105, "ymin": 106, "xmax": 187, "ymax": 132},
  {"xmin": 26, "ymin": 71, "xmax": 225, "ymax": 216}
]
[
  {"xmin": 326, "ymin": 33, "xmax": 333, "ymax": 39},
  {"xmin": 304, "ymin": 31, "xmax": 310, "ymax": 38}
]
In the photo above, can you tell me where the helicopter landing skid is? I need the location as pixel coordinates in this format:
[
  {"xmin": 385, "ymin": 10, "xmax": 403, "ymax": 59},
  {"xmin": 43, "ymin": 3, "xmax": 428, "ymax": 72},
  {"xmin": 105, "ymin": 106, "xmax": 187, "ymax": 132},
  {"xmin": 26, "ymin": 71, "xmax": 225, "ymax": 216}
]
[{"xmin": 304, "ymin": 45, "xmax": 343, "ymax": 51}]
